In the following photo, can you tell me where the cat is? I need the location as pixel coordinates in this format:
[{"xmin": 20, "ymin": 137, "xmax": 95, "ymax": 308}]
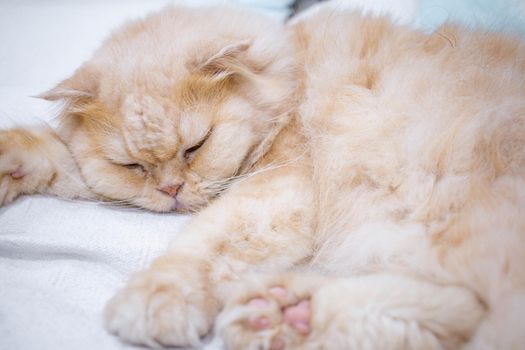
[{"xmin": 1, "ymin": 3, "xmax": 525, "ymax": 350}]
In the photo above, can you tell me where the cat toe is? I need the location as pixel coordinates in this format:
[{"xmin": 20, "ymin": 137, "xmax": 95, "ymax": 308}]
[
  {"xmin": 283, "ymin": 300, "xmax": 311, "ymax": 335},
  {"xmin": 244, "ymin": 287, "xmax": 311, "ymax": 335},
  {"xmin": 105, "ymin": 270, "xmax": 214, "ymax": 348},
  {"xmin": 270, "ymin": 336, "xmax": 286, "ymax": 350},
  {"xmin": 9, "ymin": 165, "xmax": 25, "ymax": 179},
  {"xmin": 249, "ymin": 315, "xmax": 271, "ymax": 330},
  {"xmin": 248, "ymin": 297, "xmax": 270, "ymax": 307},
  {"xmin": 269, "ymin": 286, "xmax": 288, "ymax": 298},
  {"xmin": 0, "ymin": 129, "xmax": 55, "ymax": 205}
]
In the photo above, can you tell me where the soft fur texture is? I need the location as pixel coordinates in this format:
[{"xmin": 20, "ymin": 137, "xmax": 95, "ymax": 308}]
[{"xmin": 1, "ymin": 3, "xmax": 524, "ymax": 350}]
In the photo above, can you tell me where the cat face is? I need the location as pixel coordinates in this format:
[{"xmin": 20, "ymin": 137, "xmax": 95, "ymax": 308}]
[{"xmin": 42, "ymin": 6, "xmax": 295, "ymax": 212}]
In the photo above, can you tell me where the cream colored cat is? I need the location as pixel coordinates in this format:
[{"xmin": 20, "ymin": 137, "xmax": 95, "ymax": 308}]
[{"xmin": 1, "ymin": 4, "xmax": 524, "ymax": 350}]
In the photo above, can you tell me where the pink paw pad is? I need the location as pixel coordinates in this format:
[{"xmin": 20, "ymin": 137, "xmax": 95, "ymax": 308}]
[
  {"xmin": 248, "ymin": 316, "xmax": 270, "ymax": 330},
  {"xmin": 283, "ymin": 300, "xmax": 311, "ymax": 335},
  {"xmin": 268, "ymin": 286, "xmax": 287, "ymax": 298},
  {"xmin": 10, "ymin": 166, "xmax": 24, "ymax": 179},
  {"xmin": 270, "ymin": 336, "xmax": 285, "ymax": 350},
  {"xmin": 244, "ymin": 288, "xmax": 312, "ymax": 338},
  {"xmin": 247, "ymin": 298, "xmax": 271, "ymax": 330},
  {"xmin": 248, "ymin": 297, "xmax": 269, "ymax": 308}
]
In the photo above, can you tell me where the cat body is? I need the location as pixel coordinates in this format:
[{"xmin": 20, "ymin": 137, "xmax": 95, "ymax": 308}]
[{"xmin": 1, "ymin": 4, "xmax": 524, "ymax": 349}]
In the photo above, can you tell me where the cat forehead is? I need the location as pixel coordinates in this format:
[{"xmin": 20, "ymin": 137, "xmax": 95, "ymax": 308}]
[
  {"xmin": 121, "ymin": 94, "xmax": 211, "ymax": 135},
  {"xmin": 122, "ymin": 94, "xmax": 176, "ymax": 131},
  {"xmin": 117, "ymin": 94, "xmax": 177, "ymax": 161},
  {"xmin": 114, "ymin": 94, "xmax": 212, "ymax": 162}
]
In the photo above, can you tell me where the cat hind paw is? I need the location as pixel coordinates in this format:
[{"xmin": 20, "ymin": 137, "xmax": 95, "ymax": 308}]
[{"xmin": 217, "ymin": 275, "xmax": 323, "ymax": 350}]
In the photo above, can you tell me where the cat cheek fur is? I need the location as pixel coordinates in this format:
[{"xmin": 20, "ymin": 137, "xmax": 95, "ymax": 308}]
[{"xmin": 67, "ymin": 128, "xmax": 178, "ymax": 212}]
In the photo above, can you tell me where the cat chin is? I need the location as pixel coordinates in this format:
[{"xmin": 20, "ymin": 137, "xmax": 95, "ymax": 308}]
[
  {"xmin": 126, "ymin": 196, "xmax": 178, "ymax": 213},
  {"xmin": 139, "ymin": 198, "xmax": 198, "ymax": 214},
  {"xmin": 172, "ymin": 199, "xmax": 186, "ymax": 212}
]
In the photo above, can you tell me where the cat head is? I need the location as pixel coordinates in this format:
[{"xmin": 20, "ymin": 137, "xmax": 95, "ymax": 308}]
[{"xmin": 41, "ymin": 6, "xmax": 296, "ymax": 212}]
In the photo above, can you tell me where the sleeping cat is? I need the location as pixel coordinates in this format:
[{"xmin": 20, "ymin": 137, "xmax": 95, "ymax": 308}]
[{"xmin": 1, "ymin": 3, "xmax": 525, "ymax": 350}]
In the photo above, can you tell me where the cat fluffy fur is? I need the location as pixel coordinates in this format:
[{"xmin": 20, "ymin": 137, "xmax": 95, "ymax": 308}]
[{"xmin": 0, "ymin": 3, "xmax": 525, "ymax": 350}]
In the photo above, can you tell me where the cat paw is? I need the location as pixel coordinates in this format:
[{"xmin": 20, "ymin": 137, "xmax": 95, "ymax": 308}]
[
  {"xmin": 105, "ymin": 260, "xmax": 219, "ymax": 347},
  {"xmin": 0, "ymin": 128, "xmax": 54, "ymax": 205},
  {"xmin": 217, "ymin": 275, "xmax": 323, "ymax": 350}
]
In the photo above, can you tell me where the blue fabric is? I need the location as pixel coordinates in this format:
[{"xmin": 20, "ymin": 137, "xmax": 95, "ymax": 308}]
[
  {"xmin": 238, "ymin": 0, "xmax": 294, "ymax": 19},
  {"xmin": 415, "ymin": 0, "xmax": 525, "ymax": 37}
]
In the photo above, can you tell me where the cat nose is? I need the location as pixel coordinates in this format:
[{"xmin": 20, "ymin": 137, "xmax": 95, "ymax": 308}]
[{"xmin": 158, "ymin": 182, "xmax": 184, "ymax": 198}]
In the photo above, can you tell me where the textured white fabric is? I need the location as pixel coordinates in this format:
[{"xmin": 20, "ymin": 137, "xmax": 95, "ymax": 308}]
[{"xmin": 0, "ymin": 196, "xmax": 190, "ymax": 350}]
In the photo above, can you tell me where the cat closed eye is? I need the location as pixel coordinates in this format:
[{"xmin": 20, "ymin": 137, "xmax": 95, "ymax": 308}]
[
  {"xmin": 184, "ymin": 131, "xmax": 211, "ymax": 161},
  {"xmin": 184, "ymin": 143, "xmax": 203, "ymax": 160},
  {"xmin": 122, "ymin": 163, "xmax": 145, "ymax": 172}
]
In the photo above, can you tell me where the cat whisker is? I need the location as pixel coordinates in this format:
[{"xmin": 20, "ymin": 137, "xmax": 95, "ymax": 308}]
[{"xmin": 200, "ymin": 154, "xmax": 305, "ymax": 197}]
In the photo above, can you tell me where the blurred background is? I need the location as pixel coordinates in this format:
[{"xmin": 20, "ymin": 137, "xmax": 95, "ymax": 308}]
[{"xmin": 0, "ymin": 0, "xmax": 326, "ymax": 128}]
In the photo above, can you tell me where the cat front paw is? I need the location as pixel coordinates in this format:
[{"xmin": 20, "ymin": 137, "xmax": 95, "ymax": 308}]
[
  {"xmin": 105, "ymin": 259, "xmax": 219, "ymax": 347},
  {"xmin": 217, "ymin": 274, "xmax": 324, "ymax": 350},
  {"xmin": 0, "ymin": 128, "xmax": 54, "ymax": 205}
]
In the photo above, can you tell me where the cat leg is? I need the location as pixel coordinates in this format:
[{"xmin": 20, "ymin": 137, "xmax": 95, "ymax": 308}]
[
  {"xmin": 217, "ymin": 273, "xmax": 485, "ymax": 350},
  {"xmin": 0, "ymin": 127, "xmax": 92, "ymax": 205},
  {"xmin": 104, "ymin": 167, "xmax": 314, "ymax": 347}
]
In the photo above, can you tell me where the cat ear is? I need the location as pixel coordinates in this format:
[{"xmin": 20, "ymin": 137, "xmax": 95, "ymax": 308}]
[
  {"xmin": 196, "ymin": 40, "xmax": 252, "ymax": 81},
  {"xmin": 38, "ymin": 65, "xmax": 98, "ymax": 101}
]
